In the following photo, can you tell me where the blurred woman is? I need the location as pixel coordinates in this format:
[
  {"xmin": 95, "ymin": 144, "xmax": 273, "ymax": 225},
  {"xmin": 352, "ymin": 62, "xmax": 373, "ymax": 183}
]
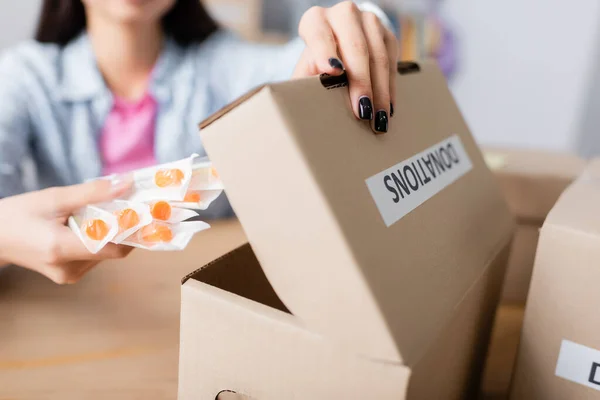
[{"xmin": 0, "ymin": 0, "xmax": 398, "ymax": 283}]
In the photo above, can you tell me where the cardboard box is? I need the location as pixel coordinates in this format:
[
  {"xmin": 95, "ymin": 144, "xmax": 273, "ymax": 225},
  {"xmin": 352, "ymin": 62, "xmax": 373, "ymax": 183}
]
[
  {"xmin": 203, "ymin": 0, "xmax": 263, "ymax": 41},
  {"xmin": 501, "ymin": 224, "xmax": 539, "ymax": 304},
  {"xmin": 484, "ymin": 149, "xmax": 585, "ymax": 304},
  {"xmin": 484, "ymin": 149, "xmax": 585, "ymax": 222},
  {"xmin": 179, "ymin": 61, "xmax": 514, "ymax": 399},
  {"xmin": 217, "ymin": 393, "xmax": 250, "ymax": 400},
  {"xmin": 510, "ymin": 160, "xmax": 600, "ymax": 399},
  {"xmin": 480, "ymin": 305, "xmax": 525, "ymax": 399},
  {"xmin": 216, "ymin": 392, "xmax": 250, "ymax": 400}
]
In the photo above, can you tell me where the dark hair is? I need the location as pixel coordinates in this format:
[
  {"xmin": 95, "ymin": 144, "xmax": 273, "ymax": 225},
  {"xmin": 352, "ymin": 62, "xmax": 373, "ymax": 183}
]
[{"xmin": 35, "ymin": 0, "xmax": 219, "ymax": 47}]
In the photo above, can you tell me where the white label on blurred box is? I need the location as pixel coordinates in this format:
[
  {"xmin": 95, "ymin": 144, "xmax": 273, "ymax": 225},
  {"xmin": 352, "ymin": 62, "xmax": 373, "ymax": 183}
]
[
  {"xmin": 555, "ymin": 339, "xmax": 600, "ymax": 391},
  {"xmin": 366, "ymin": 134, "xmax": 472, "ymax": 227}
]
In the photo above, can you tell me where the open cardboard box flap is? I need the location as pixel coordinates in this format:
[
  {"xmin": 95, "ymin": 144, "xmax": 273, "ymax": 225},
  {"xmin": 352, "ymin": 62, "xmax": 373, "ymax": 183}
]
[
  {"xmin": 483, "ymin": 148, "xmax": 586, "ymax": 223},
  {"xmin": 181, "ymin": 242, "xmax": 413, "ymax": 399},
  {"xmin": 181, "ymin": 240, "xmax": 509, "ymax": 399},
  {"xmin": 197, "ymin": 60, "xmax": 514, "ymax": 365}
]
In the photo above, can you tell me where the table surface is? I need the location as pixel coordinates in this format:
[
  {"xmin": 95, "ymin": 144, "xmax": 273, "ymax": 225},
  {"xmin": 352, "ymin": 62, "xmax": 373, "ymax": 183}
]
[
  {"xmin": 0, "ymin": 217, "xmax": 522, "ymax": 400},
  {"xmin": 0, "ymin": 219, "xmax": 247, "ymax": 400}
]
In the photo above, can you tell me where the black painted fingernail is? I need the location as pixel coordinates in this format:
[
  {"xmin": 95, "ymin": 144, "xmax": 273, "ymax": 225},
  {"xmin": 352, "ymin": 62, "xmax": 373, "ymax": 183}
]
[
  {"xmin": 375, "ymin": 110, "xmax": 388, "ymax": 133},
  {"xmin": 358, "ymin": 96, "xmax": 373, "ymax": 120},
  {"xmin": 328, "ymin": 57, "xmax": 344, "ymax": 70},
  {"xmin": 390, "ymin": 103, "xmax": 394, "ymax": 117}
]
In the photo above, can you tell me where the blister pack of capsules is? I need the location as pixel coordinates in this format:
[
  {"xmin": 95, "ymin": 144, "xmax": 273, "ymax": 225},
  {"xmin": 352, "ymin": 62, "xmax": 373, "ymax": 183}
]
[{"xmin": 68, "ymin": 154, "xmax": 225, "ymax": 253}]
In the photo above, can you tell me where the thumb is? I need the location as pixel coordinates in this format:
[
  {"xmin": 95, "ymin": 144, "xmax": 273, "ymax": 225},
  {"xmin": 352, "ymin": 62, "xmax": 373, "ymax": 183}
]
[
  {"xmin": 43, "ymin": 178, "xmax": 132, "ymax": 216},
  {"xmin": 292, "ymin": 48, "xmax": 327, "ymax": 79}
]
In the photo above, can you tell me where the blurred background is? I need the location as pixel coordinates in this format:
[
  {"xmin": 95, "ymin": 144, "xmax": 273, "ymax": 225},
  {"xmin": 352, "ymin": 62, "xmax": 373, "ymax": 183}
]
[{"xmin": 1, "ymin": 0, "xmax": 599, "ymax": 156}]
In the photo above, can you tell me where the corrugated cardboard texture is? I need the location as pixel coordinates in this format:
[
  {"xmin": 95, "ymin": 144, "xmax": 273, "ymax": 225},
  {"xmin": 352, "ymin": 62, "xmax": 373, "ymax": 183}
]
[
  {"xmin": 501, "ymin": 224, "xmax": 539, "ymax": 304},
  {"xmin": 484, "ymin": 148, "xmax": 585, "ymax": 223},
  {"xmin": 182, "ymin": 243, "xmax": 289, "ymax": 314},
  {"xmin": 179, "ymin": 244, "xmax": 411, "ymax": 399},
  {"xmin": 510, "ymin": 173, "xmax": 600, "ymax": 399},
  {"xmin": 200, "ymin": 61, "xmax": 514, "ymax": 364}
]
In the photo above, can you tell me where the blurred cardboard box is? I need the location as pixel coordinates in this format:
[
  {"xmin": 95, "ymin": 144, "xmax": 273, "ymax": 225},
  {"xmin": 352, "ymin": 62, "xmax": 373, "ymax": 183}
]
[
  {"xmin": 203, "ymin": 0, "xmax": 289, "ymax": 44},
  {"xmin": 251, "ymin": 31, "xmax": 289, "ymax": 45},
  {"xmin": 510, "ymin": 159, "xmax": 600, "ymax": 399},
  {"xmin": 216, "ymin": 391, "xmax": 251, "ymax": 400},
  {"xmin": 203, "ymin": 0, "xmax": 263, "ymax": 41},
  {"xmin": 484, "ymin": 149, "xmax": 585, "ymax": 304},
  {"xmin": 480, "ymin": 305, "xmax": 525, "ymax": 399},
  {"xmin": 178, "ymin": 61, "xmax": 514, "ymax": 399}
]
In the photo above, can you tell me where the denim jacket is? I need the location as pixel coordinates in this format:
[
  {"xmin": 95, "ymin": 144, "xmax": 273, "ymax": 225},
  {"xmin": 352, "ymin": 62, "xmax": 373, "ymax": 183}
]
[
  {"xmin": 0, "ymin": 31, "xmax": 304, "ymax": 216},
  {"xmin": 0, "ymin": 2, "xmax": 391, "ymax": 219}
]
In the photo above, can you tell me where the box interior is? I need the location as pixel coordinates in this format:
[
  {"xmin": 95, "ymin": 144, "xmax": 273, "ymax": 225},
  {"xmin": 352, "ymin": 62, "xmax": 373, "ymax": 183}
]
[{"xmin": 182, "ymin": 243, "xmax": 290, "ymax": 314}]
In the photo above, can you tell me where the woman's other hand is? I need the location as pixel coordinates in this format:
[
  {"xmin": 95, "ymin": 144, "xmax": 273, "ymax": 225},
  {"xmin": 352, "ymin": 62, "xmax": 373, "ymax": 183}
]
[
  {"xmin": 0, "ymin": 179, "xmax": 133, "ymax": 284},
  {"xmin": 293, "ymin": 1, "xmax": 398, "ymax": 134}
]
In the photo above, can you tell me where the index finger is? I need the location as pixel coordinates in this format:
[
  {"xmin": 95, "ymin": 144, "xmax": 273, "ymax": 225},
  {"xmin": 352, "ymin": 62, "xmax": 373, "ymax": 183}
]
[
  {"xmin": 55, "ymin": 226, "xmax": 132, "ymax": 262},
  {"xmin": 384, "ymin": 29, "xmax": 399, "ymax": 116},
  {"xmin": 327, "ymin": 2, "xmax": 373, "ymax": 121},
  {"xmin": 41, "ymin": 177, "xmax": 132, "ymax": 217},
  {"xmin": 299, "ymin": 6, "xmax": 344, "ymax": 75}
]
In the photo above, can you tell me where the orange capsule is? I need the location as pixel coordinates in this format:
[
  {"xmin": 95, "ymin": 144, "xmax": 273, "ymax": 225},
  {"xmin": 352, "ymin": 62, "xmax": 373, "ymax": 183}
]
[
  {"xmin": 140, "ymin": 223, "xmax": 173, "ymax": 243},
  {"xmin": 183, "ymin": 192, "xmax": 201, "ymax": 203},
  {"xmin": 84, "ymin": 219, "xmax": 110, "ymax": 241},
  {"xmin": 115, "ymin": 208, "xmax": 140, "ymax": 231},
  {"xmin": 154, "ymin": 168, "xmax": 185, "ymax": 187},
  {"xmin": 211, "ymin": 167, "xmax": 219, "ymax": 179},
  {"xmin": 151, "ymin": 201, "xmax": 172, "ymax": 221}
]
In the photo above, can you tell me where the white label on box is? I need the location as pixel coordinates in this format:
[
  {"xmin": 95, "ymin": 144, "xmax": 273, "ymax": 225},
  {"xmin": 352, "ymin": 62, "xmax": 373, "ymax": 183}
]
[
  {"xmin": 555, "ymin": 339, "xmax": 600, "ymax": 391},
  {"xmin": 365, "ymin": 134, "xmax": 472, "ymax": 227}
]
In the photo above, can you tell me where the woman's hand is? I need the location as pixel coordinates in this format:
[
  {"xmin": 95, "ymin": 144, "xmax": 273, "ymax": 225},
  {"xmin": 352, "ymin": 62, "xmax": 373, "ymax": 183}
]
[
  {"xmin": 293, "ymin": 1, "xmax": 398, "ymax": 134},
  {"xmin": 0, "ymin": 179, "xmax": 133, "ymax": 284}
]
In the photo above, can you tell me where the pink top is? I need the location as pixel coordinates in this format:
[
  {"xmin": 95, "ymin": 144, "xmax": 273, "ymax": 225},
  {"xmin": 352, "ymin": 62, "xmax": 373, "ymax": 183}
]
[{"xmin": 100, "ymin": 93, "xmax": 158, "ymax": 175}]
